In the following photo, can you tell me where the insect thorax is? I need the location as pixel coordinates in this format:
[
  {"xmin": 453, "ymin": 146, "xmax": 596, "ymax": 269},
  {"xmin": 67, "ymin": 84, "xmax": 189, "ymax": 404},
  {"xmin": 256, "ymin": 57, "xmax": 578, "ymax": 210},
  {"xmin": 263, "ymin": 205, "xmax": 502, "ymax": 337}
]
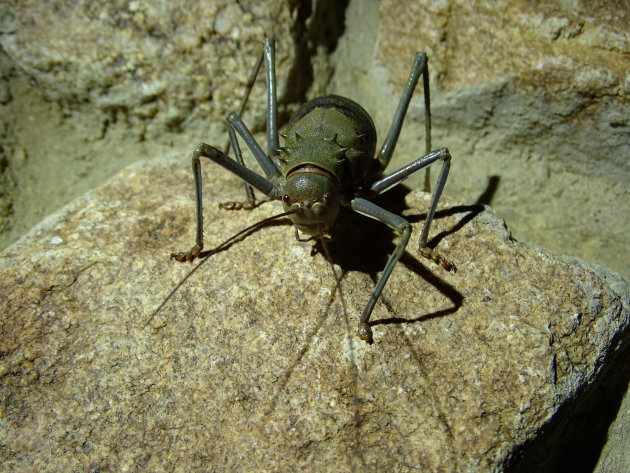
[{"xmin": 281, "ymin": 95, "xmax": 377, "ymax": 188}]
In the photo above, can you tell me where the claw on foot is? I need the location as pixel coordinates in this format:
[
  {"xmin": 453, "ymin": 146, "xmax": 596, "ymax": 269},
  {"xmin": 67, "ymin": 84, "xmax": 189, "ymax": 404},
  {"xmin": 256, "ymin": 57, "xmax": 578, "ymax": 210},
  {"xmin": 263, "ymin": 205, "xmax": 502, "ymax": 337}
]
[
  {"xmin": 358, "ymin": 323, "xmax": 374, "ymax": 344},
  {"xmin": 171, "ymin": 244, "xmax": 204, "ymax": 262},
  {"xmin": 420, "ymin": 246, "xmax": 457, "ymax": 273},
  {"xmin": 219, "ymin": 201, "xmax": 255, "ymax": 211}
]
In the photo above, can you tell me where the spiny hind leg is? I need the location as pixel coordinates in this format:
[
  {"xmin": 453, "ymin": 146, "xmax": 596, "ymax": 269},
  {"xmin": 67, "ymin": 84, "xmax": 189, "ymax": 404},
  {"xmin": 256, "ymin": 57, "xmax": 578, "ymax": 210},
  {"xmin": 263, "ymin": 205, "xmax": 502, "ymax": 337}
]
[
  {"xmin": 220, "ymin": 37, "xmax": 280, "ymax": 211},
  {"xmin": 218, "ymin": 41, "xmax": 268, "ymax": 211}
]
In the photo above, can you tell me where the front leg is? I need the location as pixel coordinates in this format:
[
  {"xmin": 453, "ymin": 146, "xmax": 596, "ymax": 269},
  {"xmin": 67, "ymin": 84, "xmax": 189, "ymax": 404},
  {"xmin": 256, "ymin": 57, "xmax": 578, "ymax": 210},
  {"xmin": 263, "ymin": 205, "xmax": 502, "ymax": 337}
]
[{"xmin": 171, "ymin": 142, "xmax": 279, "ymax": 263}]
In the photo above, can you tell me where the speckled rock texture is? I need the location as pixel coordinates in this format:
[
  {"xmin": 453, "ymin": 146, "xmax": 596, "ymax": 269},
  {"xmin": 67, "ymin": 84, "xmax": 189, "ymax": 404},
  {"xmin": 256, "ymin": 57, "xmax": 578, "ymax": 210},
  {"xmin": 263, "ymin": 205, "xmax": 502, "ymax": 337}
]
[
  {"xmin": 1, "ymin": 154, "xmax": 627, "ymax": 472},
  {"xmin": 1, "ymin": 0, "xmax": 628, "ymax": 280},
  {"xmin": 0, "ymin": 0, "xmax": 628, "ymax": 471},
  {"xmin": 0, "ymin": 0, "xmax": 294, "ymax": 126},
  {"xmin": 594, "ymin": 386, "xmax": 630, "ymax": 473},
  {"xmin": 0, "ymin": 0, "xmax": 297, "ymax": 243}
]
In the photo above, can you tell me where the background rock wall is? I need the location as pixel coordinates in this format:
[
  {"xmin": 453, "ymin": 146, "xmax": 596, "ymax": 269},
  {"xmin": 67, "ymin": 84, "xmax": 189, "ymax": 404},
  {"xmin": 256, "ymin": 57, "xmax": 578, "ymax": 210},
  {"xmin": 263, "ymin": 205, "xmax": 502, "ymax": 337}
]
[{"xmin": 0, "ymin": 0, "xmax": 628, "ymax": 279}]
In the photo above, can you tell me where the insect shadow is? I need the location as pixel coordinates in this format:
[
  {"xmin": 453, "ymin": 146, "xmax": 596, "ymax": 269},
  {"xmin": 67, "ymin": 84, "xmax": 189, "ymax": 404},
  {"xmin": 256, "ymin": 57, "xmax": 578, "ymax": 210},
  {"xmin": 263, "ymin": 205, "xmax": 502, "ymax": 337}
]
[
  {"xmin": 311, "ymin": 183, "xmax": 465, "ymax": 332},
  {"xmin": 314, "ymin": 175, "xmax": 499, "ymax": 331}
]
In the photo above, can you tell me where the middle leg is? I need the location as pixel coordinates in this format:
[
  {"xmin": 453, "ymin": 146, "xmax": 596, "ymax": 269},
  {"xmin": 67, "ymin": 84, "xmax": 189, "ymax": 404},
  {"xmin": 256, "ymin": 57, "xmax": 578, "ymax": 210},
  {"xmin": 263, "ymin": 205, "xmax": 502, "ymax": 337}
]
[{"xmin": 369, "ymin": 147, "xmax": 455, "ymax": 271}]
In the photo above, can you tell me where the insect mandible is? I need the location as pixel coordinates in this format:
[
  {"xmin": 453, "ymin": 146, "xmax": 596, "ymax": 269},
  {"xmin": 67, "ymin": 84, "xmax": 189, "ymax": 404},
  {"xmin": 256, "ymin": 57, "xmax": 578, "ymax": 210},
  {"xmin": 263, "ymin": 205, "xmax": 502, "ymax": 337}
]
[{"xmin": 163, "ymin": 38, "xmax": 455, "ymax": 343}]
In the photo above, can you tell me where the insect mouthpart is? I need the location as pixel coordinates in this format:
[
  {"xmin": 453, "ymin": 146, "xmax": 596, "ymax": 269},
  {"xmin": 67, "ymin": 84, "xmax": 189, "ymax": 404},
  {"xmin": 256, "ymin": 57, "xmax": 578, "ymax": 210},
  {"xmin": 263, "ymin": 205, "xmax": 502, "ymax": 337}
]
[{"xmin": 281, "ymin": 167, "xmax": 340, "ymax": 236}]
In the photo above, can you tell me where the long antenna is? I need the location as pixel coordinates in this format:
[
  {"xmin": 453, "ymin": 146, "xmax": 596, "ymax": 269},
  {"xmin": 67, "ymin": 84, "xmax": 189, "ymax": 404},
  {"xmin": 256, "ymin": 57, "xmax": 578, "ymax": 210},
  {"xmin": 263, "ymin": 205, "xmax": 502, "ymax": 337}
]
[
  {"xmin": 149, "ymin": 209, "xmax": 296, "ymax": 323},
  {"xmin": 319, "ymin": 234, "xmax": 348, "ymax": 321}
]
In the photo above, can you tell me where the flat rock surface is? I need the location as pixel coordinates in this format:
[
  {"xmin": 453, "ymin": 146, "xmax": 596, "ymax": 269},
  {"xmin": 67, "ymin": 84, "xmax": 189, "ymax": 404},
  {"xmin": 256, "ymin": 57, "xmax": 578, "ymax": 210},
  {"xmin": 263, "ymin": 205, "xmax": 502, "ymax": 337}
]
[{"xmin": 0, "ymin": 153, "xmax": 628, "ymax": 472}]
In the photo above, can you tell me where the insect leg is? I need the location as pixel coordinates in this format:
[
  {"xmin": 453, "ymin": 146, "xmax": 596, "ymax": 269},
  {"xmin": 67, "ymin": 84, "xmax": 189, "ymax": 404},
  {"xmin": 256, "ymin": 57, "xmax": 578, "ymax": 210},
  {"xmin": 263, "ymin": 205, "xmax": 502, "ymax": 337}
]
[
  {"xmin": 221, "ymin": 45, "xmax": 265, "ymax": 210},
  {"xmin": 369, "ymin": 147, "xmax": 455, "ymax": 271},
  {"xmin": 219, "ymin": 125, "xmax": 257, "ymax": 210},
  {"xmin": 228, "ymin": 112, "xmax": 282, "ymax": 180},
  {"xmin": 264, "ymin": 37, "xmax": 280, "ymax": 158},
  {"xmin": 377, "ymin": 52, "xmax": 431, "ymax": 172},
  {"xmin": 349, "ymin": 197, "xmax": 412, "ymax": 343},
  {"xmin": 220, "ymin": 37, "xmax": 280, "ymax": 210},
  {"xmin": 172, "ymin": 143, "xmax": 279, "ymax": 262}
]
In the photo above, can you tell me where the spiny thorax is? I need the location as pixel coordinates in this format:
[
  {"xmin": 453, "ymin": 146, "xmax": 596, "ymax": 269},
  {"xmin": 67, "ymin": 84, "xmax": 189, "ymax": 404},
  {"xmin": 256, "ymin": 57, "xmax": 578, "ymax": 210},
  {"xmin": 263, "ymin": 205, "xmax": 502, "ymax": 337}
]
[{"xmin": 279, "ymin": 132, "xmax": 363, "ymax": 184}]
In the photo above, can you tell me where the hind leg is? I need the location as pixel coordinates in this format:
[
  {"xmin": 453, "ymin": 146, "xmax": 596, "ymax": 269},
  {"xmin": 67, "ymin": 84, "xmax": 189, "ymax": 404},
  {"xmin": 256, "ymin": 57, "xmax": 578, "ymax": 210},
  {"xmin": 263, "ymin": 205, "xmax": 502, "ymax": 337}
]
[
  {"xmin": 377, "ymin": 51, "xmax": 432, "ymax": 191},
  {"xmin": 220, "ymin": 37, "xmax": 280, "ymax": 210}
]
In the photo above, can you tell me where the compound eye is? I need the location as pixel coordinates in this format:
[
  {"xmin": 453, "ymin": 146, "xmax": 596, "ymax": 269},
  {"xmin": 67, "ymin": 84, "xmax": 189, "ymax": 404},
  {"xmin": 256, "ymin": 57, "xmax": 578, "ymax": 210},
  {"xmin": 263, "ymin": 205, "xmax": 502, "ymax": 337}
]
[
  {"xmin": 282, "ymin": 194, "xmax": 291, "ymax": 204},
  {"xmin": 322, "ymin": 193, "xmax": 334, "ymax": 204}
]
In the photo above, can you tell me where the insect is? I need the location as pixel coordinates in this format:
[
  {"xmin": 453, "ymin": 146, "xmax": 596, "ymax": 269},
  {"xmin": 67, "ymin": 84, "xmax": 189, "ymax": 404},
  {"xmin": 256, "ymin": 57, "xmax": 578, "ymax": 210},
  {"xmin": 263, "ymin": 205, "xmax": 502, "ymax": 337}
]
[{"xmin": 161, "ymin": 38, "xmax": 455, "ymax": 343}]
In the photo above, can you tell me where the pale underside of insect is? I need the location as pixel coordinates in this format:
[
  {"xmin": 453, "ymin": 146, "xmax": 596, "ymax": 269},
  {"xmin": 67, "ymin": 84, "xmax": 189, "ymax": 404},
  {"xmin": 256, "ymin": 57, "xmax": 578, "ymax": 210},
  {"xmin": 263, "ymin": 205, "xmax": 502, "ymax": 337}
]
[{"xmin": 159, "ymin": 38, "xmax": 455, "ymax": 343}]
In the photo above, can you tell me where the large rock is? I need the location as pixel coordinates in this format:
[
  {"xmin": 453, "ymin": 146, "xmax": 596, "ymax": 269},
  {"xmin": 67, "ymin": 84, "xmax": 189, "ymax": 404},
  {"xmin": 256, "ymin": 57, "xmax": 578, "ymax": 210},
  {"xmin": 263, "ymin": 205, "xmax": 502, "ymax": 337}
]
[
  {"xmin": 0, "ymin": 0, "xmax": 297, "ymax": 245},
  {"xmin": 1, "ymin": 153, "xmax": 627, "ymax": 472},
  {"xmin": 1, "ymin": 0, "xmax": 628, "ymax": 281},
  {"xmin": 0, "ymin": 0, "xmax": 294, "ymax": 125}
]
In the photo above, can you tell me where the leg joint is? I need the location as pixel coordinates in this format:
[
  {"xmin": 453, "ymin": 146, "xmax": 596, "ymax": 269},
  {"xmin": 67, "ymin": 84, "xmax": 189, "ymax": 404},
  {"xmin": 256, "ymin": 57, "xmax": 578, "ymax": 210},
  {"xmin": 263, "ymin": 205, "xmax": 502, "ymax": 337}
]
[{"xmin": 436, "ymin": 147, "xmax": 451, "ymax": 163}]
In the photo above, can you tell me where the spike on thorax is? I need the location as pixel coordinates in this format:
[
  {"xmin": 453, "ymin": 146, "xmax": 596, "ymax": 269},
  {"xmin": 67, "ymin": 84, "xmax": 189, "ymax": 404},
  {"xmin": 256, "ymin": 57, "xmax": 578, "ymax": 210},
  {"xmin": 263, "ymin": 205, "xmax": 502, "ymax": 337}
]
[{"xmin": 324, "ymin": 133, "xmax": 339, "ymax": 144}]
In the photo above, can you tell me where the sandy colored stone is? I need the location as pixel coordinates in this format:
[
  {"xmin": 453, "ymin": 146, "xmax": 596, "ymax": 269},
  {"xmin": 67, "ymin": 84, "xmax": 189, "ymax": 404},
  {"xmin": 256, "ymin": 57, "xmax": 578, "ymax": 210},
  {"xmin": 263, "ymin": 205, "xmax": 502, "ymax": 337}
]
[
  {"xmin": 0, "ymin": 1, "xmax": 628, "ymax": 468},
  {"xmin": 594, "ymin": 386, "xmax": 630, "ymax": 473},
  {"xmin": 0, "ymin": 153, "xmax": 627, "ymax": 472},
  {"xmin": 0, "ymin": 0, "xmax": 293, "ymax": 125},
  {"xmin": 0, "ymin": 0, "xmax": 628, "ymax": 281},
  {"xmin": 0, "ymin": 0, "xmax": 296, "ymax": 245},
  {"xmin": 378, "ymin": 0, "xmax": 627, "ymax": 94}
]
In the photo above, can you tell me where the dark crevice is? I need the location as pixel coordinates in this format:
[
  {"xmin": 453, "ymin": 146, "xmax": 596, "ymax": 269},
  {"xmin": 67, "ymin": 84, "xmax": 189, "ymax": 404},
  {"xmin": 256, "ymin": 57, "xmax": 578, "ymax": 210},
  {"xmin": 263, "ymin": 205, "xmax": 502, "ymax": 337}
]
[
  {"xmin": 280, "ymin": 0, "xmax": 350, "ymax": 119},
  {"xmin": 504, "ymin": 328, "xmax": 630, "ymax": 473}
]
